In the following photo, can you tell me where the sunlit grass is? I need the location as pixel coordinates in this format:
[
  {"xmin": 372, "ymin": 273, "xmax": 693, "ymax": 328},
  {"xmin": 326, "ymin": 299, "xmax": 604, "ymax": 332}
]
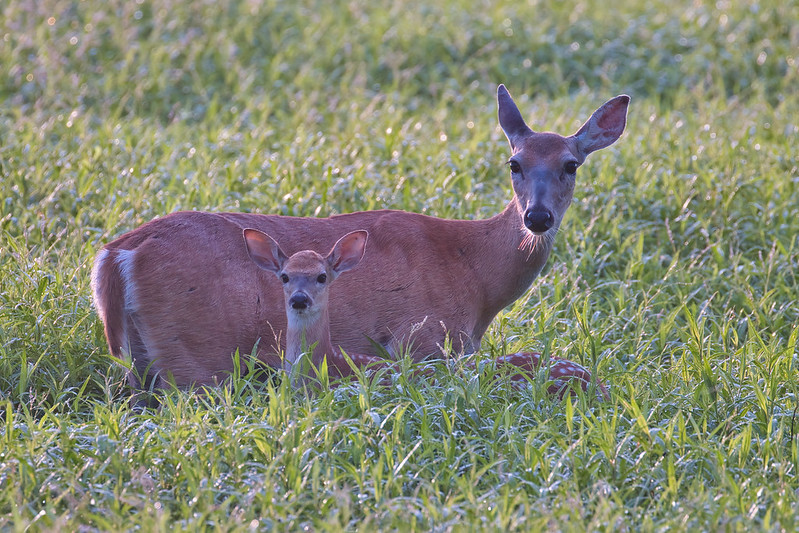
[{"xmin": 1, "ymin": 0, "xmax": 798, "ymax": 529}]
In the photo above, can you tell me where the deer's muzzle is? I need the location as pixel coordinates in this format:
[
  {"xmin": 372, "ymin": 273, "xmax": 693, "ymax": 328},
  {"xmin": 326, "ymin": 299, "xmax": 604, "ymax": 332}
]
[
  {"xmin": 289, "ymin": 292, "xmax": 310, "ymax": 310},
  {"xmin": 524, "ymin": 208, "xmax": 554, "ymax": 234}
]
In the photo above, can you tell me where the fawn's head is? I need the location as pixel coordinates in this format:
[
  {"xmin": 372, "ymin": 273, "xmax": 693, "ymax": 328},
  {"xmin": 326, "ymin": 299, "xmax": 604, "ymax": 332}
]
[
  {"xmin": 497, "ymin": 85, "xmax": 629, "ymax": 236},
  {"xmin": 243, "ymin": 229, "xmax": 368, "ymax": 324}
]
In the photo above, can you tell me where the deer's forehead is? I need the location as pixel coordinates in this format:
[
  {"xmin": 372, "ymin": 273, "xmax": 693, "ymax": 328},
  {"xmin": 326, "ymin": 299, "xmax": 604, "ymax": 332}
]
[
  {"xmin": 283, "ymin": 251, "xmax": 327, "ymax": 275},
  {"xmin": 513, "ymin": 133, "xmax": 576, "ymax": 162}
]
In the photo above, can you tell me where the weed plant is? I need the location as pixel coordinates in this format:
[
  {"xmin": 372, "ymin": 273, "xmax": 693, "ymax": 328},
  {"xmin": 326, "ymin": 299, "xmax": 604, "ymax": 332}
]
[{"xmin": 1, "ymin": 0, "xmax": 797, "ymax": 530}]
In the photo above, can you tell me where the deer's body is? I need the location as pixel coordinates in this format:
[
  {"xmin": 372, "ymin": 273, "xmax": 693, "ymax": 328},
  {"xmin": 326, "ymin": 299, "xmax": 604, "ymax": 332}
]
[
  {"xmin": 92, "ymin": 205, "xmax": 541, "ymax": 386},
  {"xmin": 91, "ymin": 86, "xmax": 629, "ymax": 390}
]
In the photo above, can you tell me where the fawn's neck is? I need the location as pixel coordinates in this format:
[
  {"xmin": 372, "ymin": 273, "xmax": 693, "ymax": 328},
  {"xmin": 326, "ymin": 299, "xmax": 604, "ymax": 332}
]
[{"xmin": 285, "ymin": 308, "xmax": 337, "ymax": 369}]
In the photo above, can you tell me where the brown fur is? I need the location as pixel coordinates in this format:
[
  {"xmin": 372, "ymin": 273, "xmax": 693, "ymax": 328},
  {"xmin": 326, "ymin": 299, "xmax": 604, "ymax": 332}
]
[{"xmin": 91, "ymin": 86, "xmax": 629, "ymax": 389}]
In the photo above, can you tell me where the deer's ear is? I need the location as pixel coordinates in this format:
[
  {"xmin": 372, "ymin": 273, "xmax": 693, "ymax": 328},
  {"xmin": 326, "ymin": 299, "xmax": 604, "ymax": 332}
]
[
  {"xmin": 243, "ymin": 229, "xmax": 287, "ymax": 274},
  {"xmin": 497, "ymin": 84, "xmax": 533, "ymax": 150},
  {"xmin": 571, "ymin": 95, "xmax": 630, "ymax": 157},
  {"xmin": 327, "ymin": 230, "xmax": 368, "ymax": 275}
]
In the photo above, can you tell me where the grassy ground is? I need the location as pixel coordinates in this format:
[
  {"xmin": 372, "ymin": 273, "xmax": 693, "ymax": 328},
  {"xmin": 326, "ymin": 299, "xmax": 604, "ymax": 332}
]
[{"xmin": 1, "ymin": 0, "xmax": 798, "ymax": 530}]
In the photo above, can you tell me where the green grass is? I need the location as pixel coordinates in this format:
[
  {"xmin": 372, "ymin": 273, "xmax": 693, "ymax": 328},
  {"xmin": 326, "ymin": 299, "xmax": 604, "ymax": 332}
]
[{"xmin": 1, "ymin": 0, "xmax": 798, "ymax": 529}]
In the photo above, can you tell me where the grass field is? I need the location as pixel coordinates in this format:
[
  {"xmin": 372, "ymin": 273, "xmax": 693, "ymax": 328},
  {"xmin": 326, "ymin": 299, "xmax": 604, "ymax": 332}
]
[{"xmin": 1, "ymin": 0, "xmax": 798, "ymax": 530}]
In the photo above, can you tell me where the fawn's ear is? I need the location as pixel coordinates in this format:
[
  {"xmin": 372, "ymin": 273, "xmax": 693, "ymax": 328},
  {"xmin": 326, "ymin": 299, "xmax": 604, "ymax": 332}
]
[
  {"xmin": 243, "ymin": 229, "xmax": 288, "ymax": 274},
  {"xmin": 571, "ymin": 95, "xmax": 630, "ymax": 157},
  {"xmin": 327, "ymin": 230, "xmax": 368, "ymax": 275},
  {"xmin": 497, "ymin": 84, "xmax": 533, "ymax": 151}
]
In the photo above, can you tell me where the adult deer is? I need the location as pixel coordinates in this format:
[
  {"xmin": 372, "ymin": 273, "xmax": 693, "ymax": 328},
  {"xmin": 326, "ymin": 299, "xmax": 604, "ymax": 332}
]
[
  {"xmin": 91, "ymin": 85, "xmax": 629, "ymax": 390},
  {"xmin": 243, "ymin": 228, "xmax": 609, "ymax": 399}
]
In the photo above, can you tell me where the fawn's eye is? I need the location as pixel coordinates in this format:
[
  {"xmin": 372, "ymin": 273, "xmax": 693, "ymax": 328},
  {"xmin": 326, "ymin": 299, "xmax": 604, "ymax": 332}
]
[
  {"xmin": 564, "ymin": 161, "xmax": 579, "ymax": 174},
  {"xmin": 508, "ymin": 160, "xmax": 521, "ymax": 174},
  {"xmin": 280, "ymin": 274, "xmax": 289, "ymax": 284},
  {"xmin": 317, "ymin": 273, "xmax": 327, "ymax": 284}
]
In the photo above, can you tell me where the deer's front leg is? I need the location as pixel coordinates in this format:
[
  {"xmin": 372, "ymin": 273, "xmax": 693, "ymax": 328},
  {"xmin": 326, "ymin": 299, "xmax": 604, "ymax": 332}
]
[{"xmin": 324, "ymin": 351, "xmax": 391, "ymax": 379}]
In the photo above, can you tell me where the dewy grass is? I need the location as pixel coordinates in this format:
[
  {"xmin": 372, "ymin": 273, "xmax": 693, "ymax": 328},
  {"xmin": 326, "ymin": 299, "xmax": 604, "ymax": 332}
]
[{"xmin": 1, "ymin": 0, "xmax": 798, "ymax": 530}]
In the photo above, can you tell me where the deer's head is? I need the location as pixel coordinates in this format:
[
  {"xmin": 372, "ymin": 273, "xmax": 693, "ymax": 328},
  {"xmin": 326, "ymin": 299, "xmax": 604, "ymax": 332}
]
[{"xmin": 497, "ymin": 85, "xmax": 629, "ymax": 236}]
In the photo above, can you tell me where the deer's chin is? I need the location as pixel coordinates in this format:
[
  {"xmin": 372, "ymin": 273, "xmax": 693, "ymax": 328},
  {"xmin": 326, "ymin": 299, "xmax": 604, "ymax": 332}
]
[
  {"xmin": 524, "ymin": 226, "xmax": 553, "ymax": 237},
  {"xmin": 287, "ymin": 309, "xmax": 314, "ymax": 324}
]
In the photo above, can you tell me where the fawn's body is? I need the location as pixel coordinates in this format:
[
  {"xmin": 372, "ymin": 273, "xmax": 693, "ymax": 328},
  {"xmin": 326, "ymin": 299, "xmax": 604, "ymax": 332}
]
[
  {"xmin": 243, "ymin": 228, "xmax": 384, "ymax": 379},
  {"xmin": 91, "ymin": 85, "xmax": 629, "ymax": 390}
]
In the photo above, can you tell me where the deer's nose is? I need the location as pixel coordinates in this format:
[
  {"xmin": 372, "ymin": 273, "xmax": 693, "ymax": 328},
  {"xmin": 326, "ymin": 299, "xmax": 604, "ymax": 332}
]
[
  {"xmin": 289, "ymin": 292, "xmax": 310, "ymax": 310},
  {"xmin": 524, "ymin": 208, "xmax": 554, "ymax": 233}
]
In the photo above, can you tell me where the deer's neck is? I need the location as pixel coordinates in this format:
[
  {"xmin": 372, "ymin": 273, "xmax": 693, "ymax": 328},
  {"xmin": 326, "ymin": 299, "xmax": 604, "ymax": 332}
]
[
  {"xmin": 285, "ymin": 309, "xmax": 337, "ymax": 369},
  {"xmin": 474, "ymin": 201, "xmax": 556, "ymax": 315}
]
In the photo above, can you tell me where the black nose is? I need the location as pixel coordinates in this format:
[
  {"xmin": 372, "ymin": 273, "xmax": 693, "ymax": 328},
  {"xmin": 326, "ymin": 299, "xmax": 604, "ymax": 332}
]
[
  {"xmin": 524, "ymin": 209, "xmax": 554, "ymax": 233},
  {"xmin": 289, "ymin": 293, "xmax": 309, "ymax": 310}
]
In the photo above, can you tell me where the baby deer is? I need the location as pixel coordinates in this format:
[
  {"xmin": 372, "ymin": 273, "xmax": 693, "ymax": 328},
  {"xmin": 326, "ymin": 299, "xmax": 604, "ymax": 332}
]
[
  {"xmin": 243, "ymin": 228, "xmax": 386, "ymax": 380},
  {"xmin": 243, "ymin": 228, "xmax": 608, "ymax": 399},
  {"xmin": 490, "ymin": 352, "xmax": 609, "ymax": 400}
]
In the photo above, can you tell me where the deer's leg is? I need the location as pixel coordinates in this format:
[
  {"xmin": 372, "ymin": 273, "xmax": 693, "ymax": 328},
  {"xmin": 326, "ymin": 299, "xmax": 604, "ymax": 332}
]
[
  {"xmin": 320, "ymin": 352, "xmax": 434, "ymax": 386},
  {"xmin": 323, "ymin": 351, "xmax": 390, "ymax": 379}
]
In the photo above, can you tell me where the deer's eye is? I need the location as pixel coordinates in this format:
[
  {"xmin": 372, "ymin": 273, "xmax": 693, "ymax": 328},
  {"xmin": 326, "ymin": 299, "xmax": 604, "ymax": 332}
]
[
  {"xmin": 280, "ymin": 274, "xmax": 289, "ymax": 284},
  {"xmin": 317, "ymin": 273, "xmax": 327, "ymax": 284},
  {"xmin": 564, "ymin": 161, "xmax": 579, "ymax": 174},
  {"xmin": 508, "ymin": 160, "xmax": 522, "ymax": 174}
]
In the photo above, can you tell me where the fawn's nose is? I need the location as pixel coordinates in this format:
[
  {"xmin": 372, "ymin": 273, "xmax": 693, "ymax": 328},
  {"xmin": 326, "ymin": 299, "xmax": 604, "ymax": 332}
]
[
  {"xmin": 289, "ymin": 292, "xmax": 310, "ymax": 310},
  {"xmin": 523, "ymin": 208, "xmax": 554, "ymax": 234}
]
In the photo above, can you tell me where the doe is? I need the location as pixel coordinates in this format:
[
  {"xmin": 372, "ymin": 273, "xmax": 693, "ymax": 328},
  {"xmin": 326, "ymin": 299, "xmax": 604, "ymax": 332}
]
[{"xmin": 91, "ymin": 85, "xmax": 629, "ymax": 392}]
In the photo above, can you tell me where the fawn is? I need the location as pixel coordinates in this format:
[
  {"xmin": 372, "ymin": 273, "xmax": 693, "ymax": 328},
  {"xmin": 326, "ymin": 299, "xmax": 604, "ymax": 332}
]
[{"xmin": 242, "ymin": 228, "xmax": 386, "ymax": 380}]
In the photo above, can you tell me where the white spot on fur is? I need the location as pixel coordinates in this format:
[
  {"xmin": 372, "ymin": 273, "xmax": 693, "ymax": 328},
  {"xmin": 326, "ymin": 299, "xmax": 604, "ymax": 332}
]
[
  {"xmin": 115, "ymin": 248, "xmax": 138, "ymax": 311},
  {"xmin": 90, "ymin": 248, "xmax": 109, "ymax": 322},
  {"xmin": 287, "ymin": 309, "xmax": 314, "ymax": 331}
]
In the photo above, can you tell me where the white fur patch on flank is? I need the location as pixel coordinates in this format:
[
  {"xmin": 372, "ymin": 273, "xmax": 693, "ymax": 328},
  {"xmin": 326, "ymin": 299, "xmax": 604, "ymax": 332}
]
[
  {"xmin": 115, "ymin": 248, "xmax": 138, "ymax": 312},
  {"xmin": 90, "ymin": 248, "xmax": 110, "ymax": 322}
]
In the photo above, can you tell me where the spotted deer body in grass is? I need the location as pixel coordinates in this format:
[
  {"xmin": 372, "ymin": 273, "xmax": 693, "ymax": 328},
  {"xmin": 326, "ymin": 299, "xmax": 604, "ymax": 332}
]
[
  {"xmin": 91, "ymin": 85, "xmax": 629, "ymax": 391},
  {"xmin": 491, "ymin": 352, "xmax": 610, "ymax": 400}
]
